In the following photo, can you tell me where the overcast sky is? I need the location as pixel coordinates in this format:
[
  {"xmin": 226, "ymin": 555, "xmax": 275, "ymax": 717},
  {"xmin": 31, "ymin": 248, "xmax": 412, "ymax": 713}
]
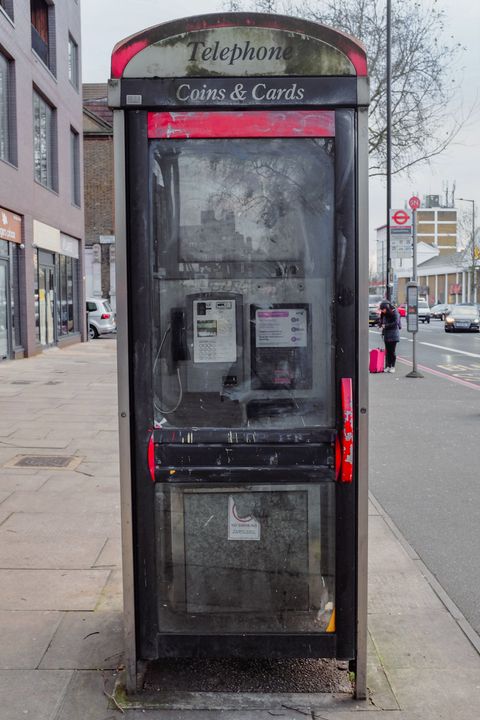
[{"xmin": 80, "ymin": 0, "xmax": 480, "ymax": 251}]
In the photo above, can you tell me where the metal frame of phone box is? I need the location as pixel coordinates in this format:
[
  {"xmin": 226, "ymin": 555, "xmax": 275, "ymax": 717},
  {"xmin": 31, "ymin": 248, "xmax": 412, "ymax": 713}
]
[{"xmin": 110, "ymin": 12, "xmax": 369, "ymax": 699}]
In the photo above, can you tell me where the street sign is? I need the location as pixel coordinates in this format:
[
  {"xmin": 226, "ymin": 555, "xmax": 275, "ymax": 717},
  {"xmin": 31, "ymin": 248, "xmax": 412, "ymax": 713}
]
[
  {"xmin": 406, "ymin": 282, "xmax": 419, "ymax": 333},
  {"xmin": 409, "ymin": 196, "xmax": 421, "ymax": 210},
  {"xmin": 389, "ymin": 208, "xmax": 412, "ymax": 235}
]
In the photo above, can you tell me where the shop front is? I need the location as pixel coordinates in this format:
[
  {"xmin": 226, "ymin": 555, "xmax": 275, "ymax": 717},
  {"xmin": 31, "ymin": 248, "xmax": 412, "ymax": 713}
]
[
  {"xmin": 33, "ymin": 221, "xmax": 81, "ymax": 349},
  {"xmin": 0, "ymin": 207, "xmax": 22, "ymax": 361}
]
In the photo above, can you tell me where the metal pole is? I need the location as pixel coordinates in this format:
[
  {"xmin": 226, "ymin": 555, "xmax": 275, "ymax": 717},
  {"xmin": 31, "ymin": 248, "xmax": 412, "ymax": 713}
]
[
  {"xmin": 473, "ymin": 200, "xmax": 476, "ymax": 303},
  {"xmin": 386, "ymin": 0, "xmax": 392, "ymax": 300},
  {"xmin": 406, "ymin": 209, "xmax": 423, "ymax": 378}
]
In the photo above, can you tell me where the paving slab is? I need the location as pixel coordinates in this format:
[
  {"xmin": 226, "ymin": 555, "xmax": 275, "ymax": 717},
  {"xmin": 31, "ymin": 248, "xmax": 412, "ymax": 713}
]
[
  {"xmin": 0, "ymin": 490, "xmax": 120, "ymax": 514},
  {"xmin": 0, "ymin": 669, "xmax": 72, "ymax": 720},
  {"xmin": 0, "ymin": 534, "xmax": 106, "ymax": 569},
  {"xmin": 40, "ymin": 611, "xmax": 123, "ymax": 670},
  {"xmin": 369, "ymin": 608, "xmax": 480, "ymax": 670},
  {"xmin": 94, "ymin": 538, "xmax": 122, "ymax": 568},
  {"xmin": 0, "ymin": 569, "xmax": 110, "ymax": 610},
  {"xmin": 0, "ymin": 511, "xmax": 121, "ymax": 537},
  {"xmin": 40, "ymin": 475, "xmax": 119, "ymax": 493},
  {"xmin": 53, "ymin": 670, "xmax": 114, "ymax": 720},
  {"xmin": 368, "ymin": 570, "xmax": 444, "ymax": 615},
  {"xmin": 387, "ymin": 667, "xmax": 480, "ymax": 718},
  {"xmin": 0, "ymin": 610, "xmax": 62, "ymax": 669},
  {"xmin": 0, "ymin": 473, "xmax": 51, "ymax": 492},
  {"xmin": 94, "ymin": 569, "xmax": 123, "ymax": 612},
  {"xmin": 368, "ymin": 515, "xmax": 413, "ymax": 574}
]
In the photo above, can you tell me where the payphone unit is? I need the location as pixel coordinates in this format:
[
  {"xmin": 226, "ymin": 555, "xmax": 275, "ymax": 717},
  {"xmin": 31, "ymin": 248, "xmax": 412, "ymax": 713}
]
[{"xmin": 110, "ymin": 11, "xmax": 369, "ymax": 699}]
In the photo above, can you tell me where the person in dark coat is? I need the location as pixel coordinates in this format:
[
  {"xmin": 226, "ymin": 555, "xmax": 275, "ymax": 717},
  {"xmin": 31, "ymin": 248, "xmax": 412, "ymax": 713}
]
[{"xmin": 379, "ymin": 300, "xmax": 401, "ymax": 373}]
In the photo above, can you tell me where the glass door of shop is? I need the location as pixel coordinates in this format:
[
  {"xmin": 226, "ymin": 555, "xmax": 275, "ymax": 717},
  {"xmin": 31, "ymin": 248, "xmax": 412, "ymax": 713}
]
[
  {"xmin": 0, "ymin": 259, "xmax": 11, "ymax": 360},
  {"xmin": 39, "ymin": 265, "xmax": 56, "ymax": 347}
]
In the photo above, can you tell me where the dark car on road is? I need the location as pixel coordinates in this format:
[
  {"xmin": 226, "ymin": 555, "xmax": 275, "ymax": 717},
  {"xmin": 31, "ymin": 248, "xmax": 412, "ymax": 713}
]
[
  {"xmin": 444, "ymin": 305, "xmax": 480, "ymax": 332},
  {"xmin": 431, "ymin": 303, "xmax": 452, "ymax": 320},
  {"xmin": 368, "ymin": 294, "xmax": 383, "ymax": 326}
]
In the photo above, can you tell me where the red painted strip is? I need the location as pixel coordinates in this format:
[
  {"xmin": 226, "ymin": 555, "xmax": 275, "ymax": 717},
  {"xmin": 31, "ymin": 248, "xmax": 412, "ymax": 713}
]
[
  {"xmin": 111, "ymin": 39, "xmax": 149, "ymax": 79},
  {"xmin": 148, "ymin": 110, "xmax": 335, "ymax": 139},
  {"xmin": 335, "ymin": 436, "xmax": 342, "ymax": 481},
  {"xmin": 397, "ymin": 356, "xmax": 480, "ymax": 392},
  {"xmin": 340, "ymin": 377, "xmax": 354, "ymax": 483},
  {"xmin": 147, "ymin": 430, "xmax": 155, "ymax": 482}
]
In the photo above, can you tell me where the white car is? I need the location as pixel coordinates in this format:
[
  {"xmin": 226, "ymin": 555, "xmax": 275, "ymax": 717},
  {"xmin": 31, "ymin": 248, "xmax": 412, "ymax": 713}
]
[{"xmin": 86, "ymin": 298, "xmax": 116, "ymax": 339}]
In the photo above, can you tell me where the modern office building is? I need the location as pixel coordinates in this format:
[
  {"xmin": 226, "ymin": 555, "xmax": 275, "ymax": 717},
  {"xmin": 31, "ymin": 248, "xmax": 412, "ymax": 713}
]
[{"xmin": 0, "ymin": 0, "xmax": 85, "ymax": 361}]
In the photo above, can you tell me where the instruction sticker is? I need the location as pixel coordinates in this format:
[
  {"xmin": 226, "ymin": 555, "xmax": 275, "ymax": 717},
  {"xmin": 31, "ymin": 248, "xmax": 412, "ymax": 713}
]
[
  {"xmin": 255, "ymin": 308, "xmax": 307, "ymax": 348},
  {"xmin": 227, "ymin": 495, "xmax": 260, "ymax": 541}
]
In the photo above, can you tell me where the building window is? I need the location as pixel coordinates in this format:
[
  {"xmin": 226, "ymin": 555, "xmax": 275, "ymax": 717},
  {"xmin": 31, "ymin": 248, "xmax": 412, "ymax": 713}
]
[
  {"xmin": 68, "ymin": 34, "xmax": 79, "ymax": 89},
  {"xmin": 70, "ymin": 127, "xmax": 80, "ymax": 206},
  {"xmin": 57, "ymin": 254, "xmax": 78, "ymax": 336},
  {"xmin": 31, "ymin": 0, "xmax": 56, "ymax": 75},
  {"xmin": 0, "ymin": 1, "xmax": 14, "ymax": 21},
  {"xmin": 33, "ymin": 89, "xmax": 57, "ymax": 191},
  {"xmin": 0, "ymin": 51, "xmax": 16, "ymax": 165}
]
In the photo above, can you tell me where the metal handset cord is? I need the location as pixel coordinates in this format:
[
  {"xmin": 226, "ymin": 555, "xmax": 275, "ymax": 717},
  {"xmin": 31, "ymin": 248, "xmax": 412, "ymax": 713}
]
[{"xmin": 153, "ymin": 325, "xmax": 184, "ymax": 415}]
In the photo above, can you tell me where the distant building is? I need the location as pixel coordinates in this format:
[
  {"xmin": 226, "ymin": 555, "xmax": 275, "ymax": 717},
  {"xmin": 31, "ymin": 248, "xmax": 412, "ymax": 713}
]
[
  {"xmin": 416, "ymin": 195, "xmax": 458, "ymax": 256},
  {"xmin": 82, "ymin": 83, "xmax": 115, "ymax": 308},
  {"xmin": 0, "ymin": 0, "xmax": 85, "ymax": 360}
]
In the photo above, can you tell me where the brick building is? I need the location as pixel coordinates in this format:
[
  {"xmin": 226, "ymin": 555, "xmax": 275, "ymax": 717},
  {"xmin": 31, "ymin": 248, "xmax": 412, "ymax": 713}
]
[{"xmin": 82, "ymin": 83, "xmax": 115, "ymax": 309}]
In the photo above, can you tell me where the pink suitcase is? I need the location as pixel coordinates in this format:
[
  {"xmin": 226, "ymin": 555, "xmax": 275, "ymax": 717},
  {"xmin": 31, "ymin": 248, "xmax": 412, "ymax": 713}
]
[{"xmin": 369, "ymin": 348, "xmax": 385, "ymax": 373}]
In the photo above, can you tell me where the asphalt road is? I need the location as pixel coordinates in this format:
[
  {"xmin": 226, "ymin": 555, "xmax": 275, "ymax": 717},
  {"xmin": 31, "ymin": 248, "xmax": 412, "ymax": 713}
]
[
  {"xmin": 369, "ymin": 319, "xmax": 480, "ymax": 637},
  {"xmin": 370, "ymin": 318, "xmax": 480, "ymax": 385}
]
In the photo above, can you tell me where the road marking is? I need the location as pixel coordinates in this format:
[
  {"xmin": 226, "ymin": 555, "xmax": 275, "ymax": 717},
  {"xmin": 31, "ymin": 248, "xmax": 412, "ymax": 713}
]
[
  {"xmin": 370, "ymin": 330, "xmax": 480, "ymax": 359},
  {"xmin": 415, "ymin": 341, "xmax": 480, "ymax": 359},
  {"xmin": 396, "ymin": 357, "xmax": 480, "ymax": 391}
]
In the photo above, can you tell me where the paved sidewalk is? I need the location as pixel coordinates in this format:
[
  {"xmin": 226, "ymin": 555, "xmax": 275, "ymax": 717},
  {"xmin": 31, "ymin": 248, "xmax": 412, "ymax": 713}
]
[{"xmin": 0, "ymin": 341, "xmax": 479, "ymax": 719}]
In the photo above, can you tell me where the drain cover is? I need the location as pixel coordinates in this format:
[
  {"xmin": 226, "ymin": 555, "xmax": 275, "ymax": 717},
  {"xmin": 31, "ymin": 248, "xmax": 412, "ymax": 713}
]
[{"xmin": 5, "ymin": 455, "xmax": 82, "ymax": 470}]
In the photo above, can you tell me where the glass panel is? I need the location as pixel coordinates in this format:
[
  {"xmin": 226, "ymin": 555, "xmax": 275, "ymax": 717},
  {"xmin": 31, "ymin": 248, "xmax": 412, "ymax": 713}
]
[
  {"xmin": 10, "ymin": 243, "xmax": 21, "ymax": 347},
  {"xmin": 0, "ymin": 261, "xmax": 9, "ymax": 359},
  {"xmin": 155, "ymin": 482, "xmax": 335, "ymax": 634},
  {"xmin": 67, "ymin": 256, "xmax": 74, "ymax": 332},
  {"xmin": 46, "ymin": 267, "xmax": 55, "ymax": 344},
  {"xmin": 33, "ymin": 92, "xmax": 54, "ymax": 189},
  {"xmin": 0, "ymin": 52, "xmax": 10, "ymax": 163},
  {"xmin": 60, "ymin": 255, "xmax": 68, "ymax": 335},
  {"xmin": 68, "ymin": 35, "xmax": 79, "ymax": 88},
  {"xmin": 150, "ymin": 137, "xmax": 335, "ymax": 430},
  {"xmin": 39, "ymin": 267, "xmax": 46, "ymax": 345},
  {"xmin": 70, "ymin": 129, "xmax": 80, "ymax": 205},
  {"xmin": 34, "ymin": 252, "xmax": 40, "ymax": 342}
]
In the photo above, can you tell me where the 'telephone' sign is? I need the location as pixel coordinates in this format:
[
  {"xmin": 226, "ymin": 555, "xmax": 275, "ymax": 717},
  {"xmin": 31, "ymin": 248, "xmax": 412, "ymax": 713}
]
[{"xmin": 389, "ymin": 208, "xmax": 412, "ymax": 235}]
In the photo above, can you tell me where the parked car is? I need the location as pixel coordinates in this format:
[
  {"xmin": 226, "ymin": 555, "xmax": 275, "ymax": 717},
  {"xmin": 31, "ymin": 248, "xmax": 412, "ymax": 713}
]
[
  {"xmin": 431, "ymin": 303, "xmax": 452, "ymax": 320},
  {"xmin": 444, "ymin": 304, "xmax": 480, "ymax": 332},
  {"xmin": 418, "ymin": 300, "xmax": 431, "ymax": 324},
  {"xmin": 368, "ymin": 294, "xmax": 383, "ymax": 326},
  {"xmin": 86, "ymin": 298, "xmax": 116, "ymax": 339}
]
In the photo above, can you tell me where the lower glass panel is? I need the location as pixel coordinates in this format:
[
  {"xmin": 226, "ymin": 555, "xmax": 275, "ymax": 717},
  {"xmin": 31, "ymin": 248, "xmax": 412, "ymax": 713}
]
[{"xmin": 155, "ymin": 482, "xmax": 335, "ymax": 634}]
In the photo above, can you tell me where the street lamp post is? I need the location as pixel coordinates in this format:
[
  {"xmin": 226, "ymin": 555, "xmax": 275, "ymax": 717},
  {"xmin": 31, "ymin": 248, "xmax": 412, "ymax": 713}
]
[
  {"xmin": 386, "ymin": 0, "xmax": 392, "ymax": 300},
  {"xmin": 458, "ymin": 198, "xmax": 477, "ymax": 303}
]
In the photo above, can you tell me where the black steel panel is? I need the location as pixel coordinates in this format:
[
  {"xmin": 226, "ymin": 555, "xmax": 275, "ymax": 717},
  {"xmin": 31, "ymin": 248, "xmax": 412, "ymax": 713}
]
[
  {"xmin": 333, "ymin": 109, "xmax": 357, "ymax": 658},
  {"xmin": 155, "ymin": 442, "xmax": 334, "ymax": 470},
  {"xmin": 120, "ymin": 76, "xmax": 358, "ymax": 108},
  {"xmin": 155, "ymin": 633, "xmax": 338, "ymax": 659},
  {"xmin": 153, "ymin": 427, "xmax": 335, "ymax": 445}
]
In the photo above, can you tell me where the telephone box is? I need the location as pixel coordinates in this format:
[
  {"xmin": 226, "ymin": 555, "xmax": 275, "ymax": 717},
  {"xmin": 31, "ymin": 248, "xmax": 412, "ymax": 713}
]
[{"xmin": 109, "ymin": 12, "xmax": 369, "ymax": 698}]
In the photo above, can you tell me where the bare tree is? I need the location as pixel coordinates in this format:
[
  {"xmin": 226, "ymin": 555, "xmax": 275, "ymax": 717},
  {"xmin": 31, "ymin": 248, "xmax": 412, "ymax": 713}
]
[
  {"xmin": 457, "ymin": 206, "xmax": 479, "ymax": 302},
  {"xmin": 223, "ymin": 0, "xmax": 465, "ymax": 178}
]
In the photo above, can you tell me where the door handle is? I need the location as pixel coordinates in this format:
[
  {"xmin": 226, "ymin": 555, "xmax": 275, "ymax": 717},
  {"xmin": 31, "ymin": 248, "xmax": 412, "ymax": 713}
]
[{"xmin": 339, "ymin": 377, "xmax": 353, "ymax": 483}]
